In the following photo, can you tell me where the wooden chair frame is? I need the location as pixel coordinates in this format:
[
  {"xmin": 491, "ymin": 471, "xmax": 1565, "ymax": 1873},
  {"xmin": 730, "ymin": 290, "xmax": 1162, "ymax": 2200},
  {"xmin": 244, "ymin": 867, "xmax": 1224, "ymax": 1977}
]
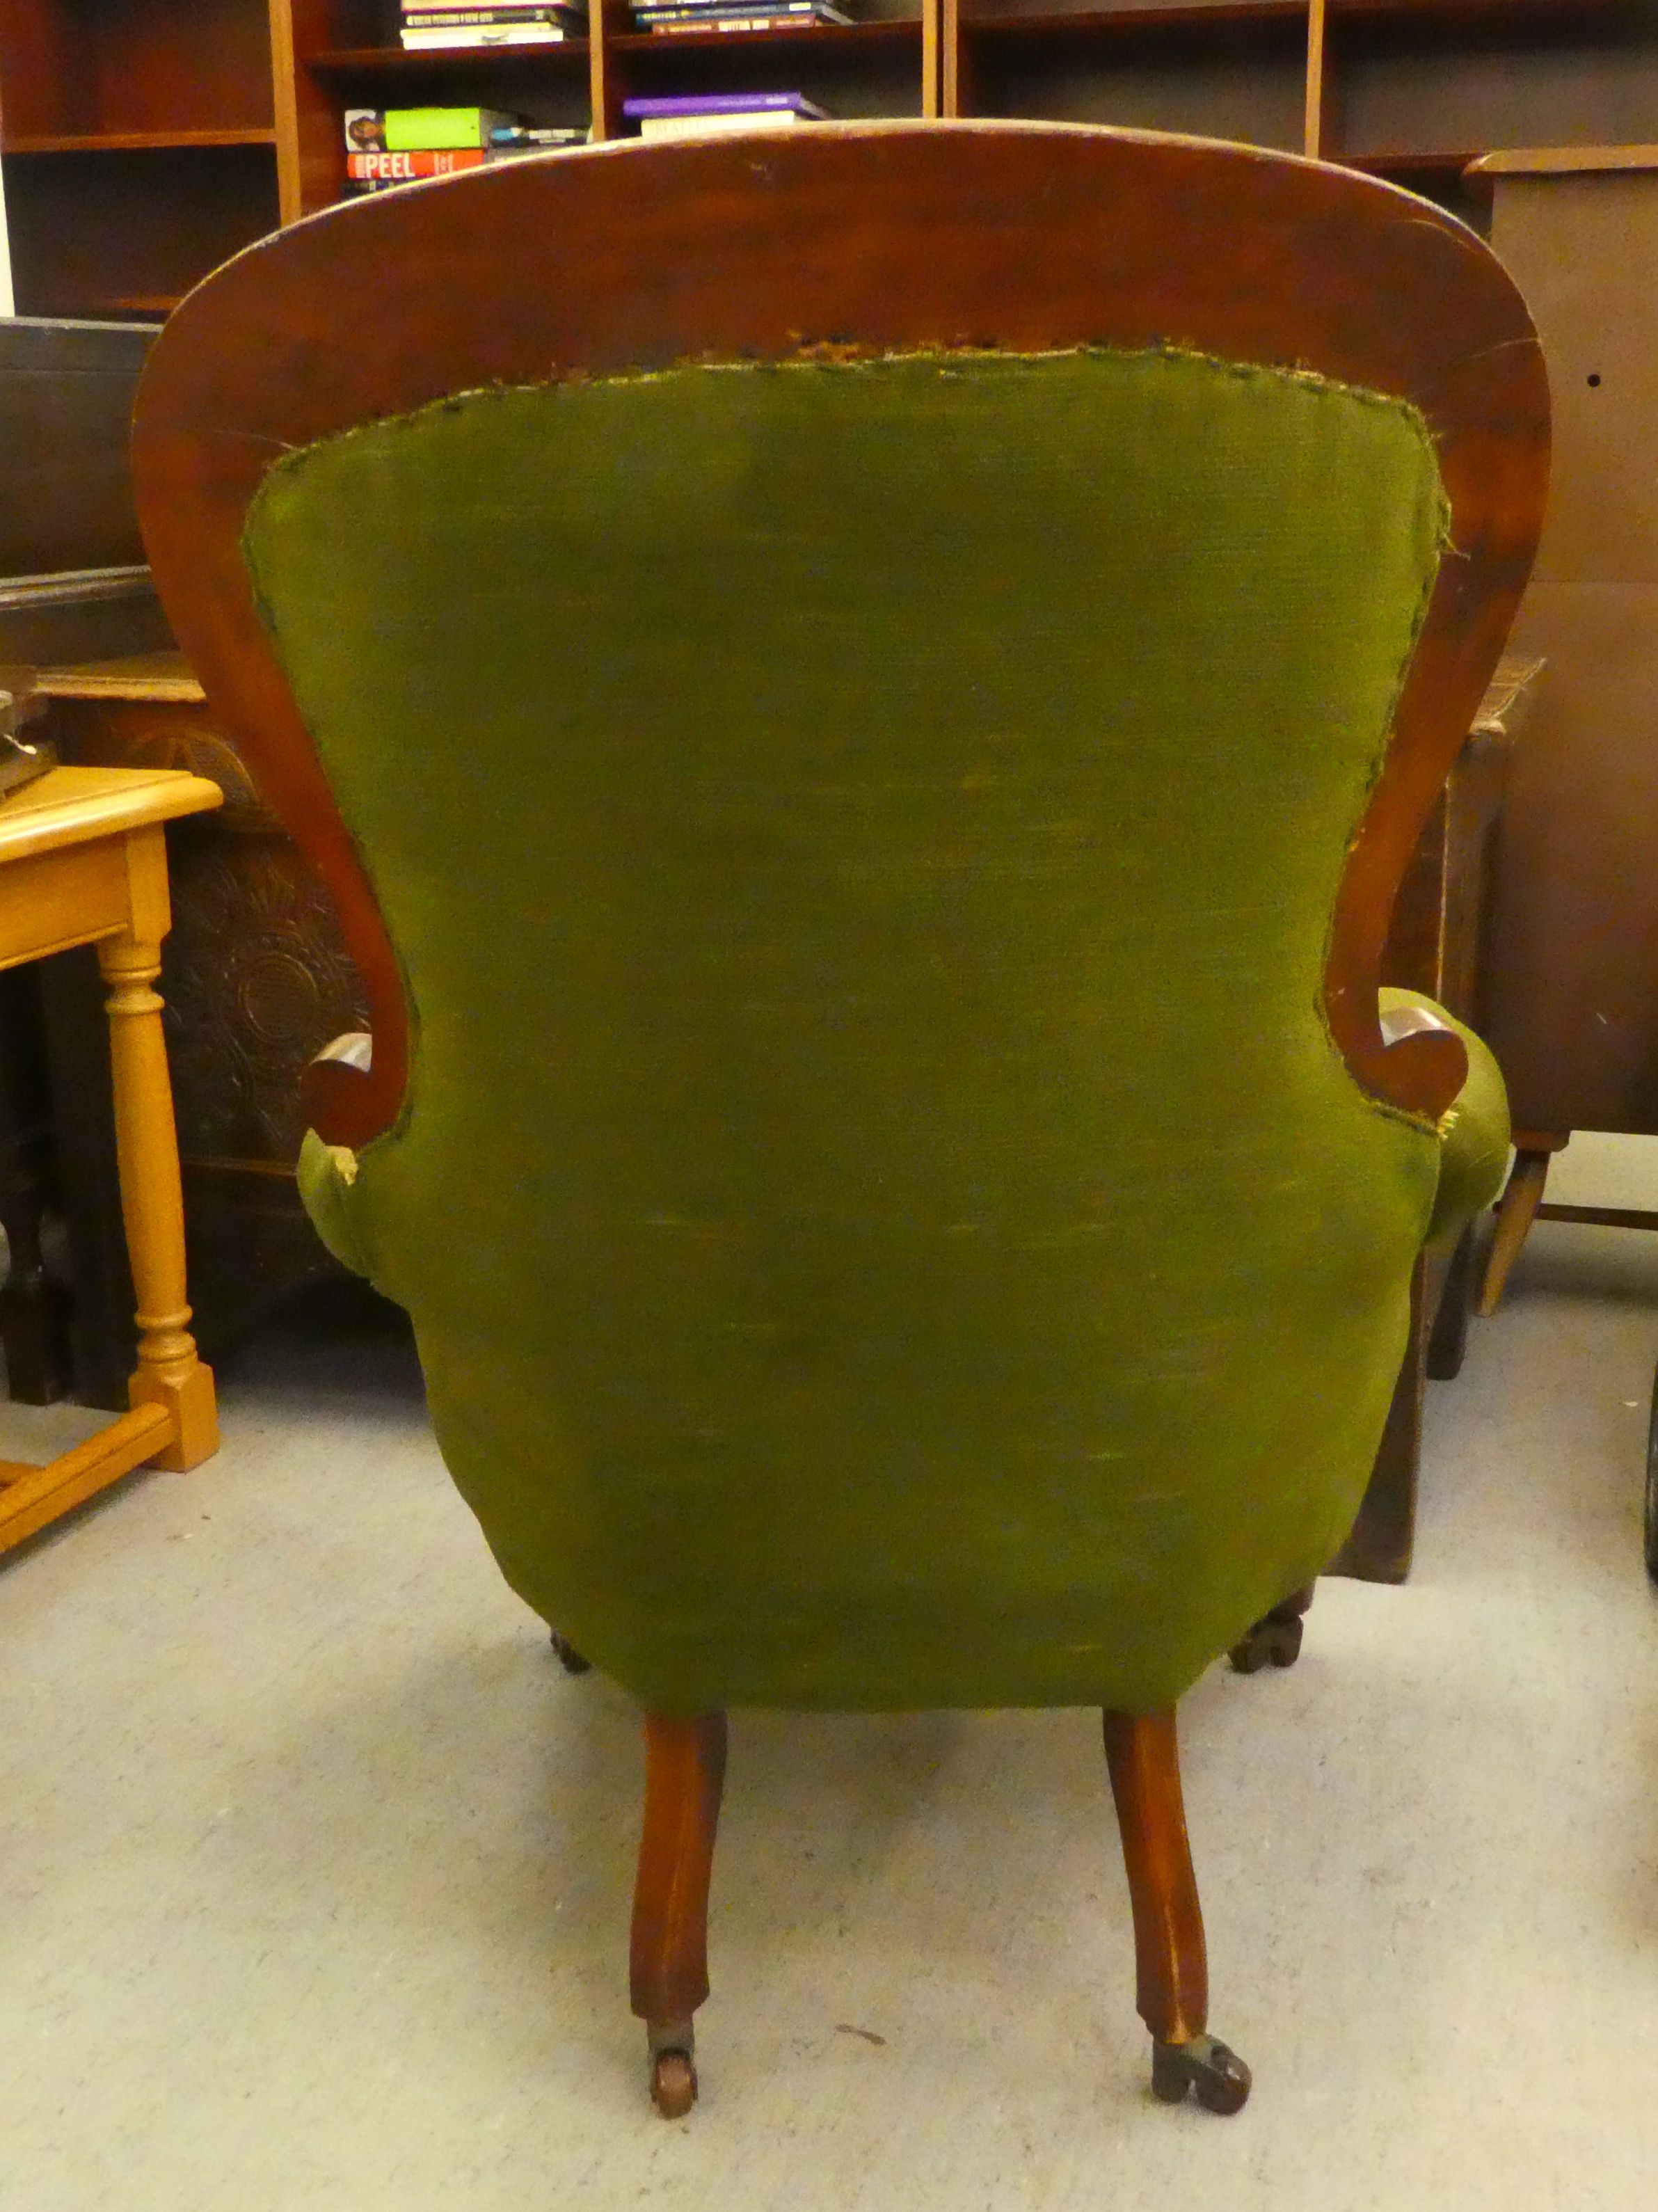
[{"xmin": 131, "ymin": 124, "xmax": 1549, "ymax": 2118}]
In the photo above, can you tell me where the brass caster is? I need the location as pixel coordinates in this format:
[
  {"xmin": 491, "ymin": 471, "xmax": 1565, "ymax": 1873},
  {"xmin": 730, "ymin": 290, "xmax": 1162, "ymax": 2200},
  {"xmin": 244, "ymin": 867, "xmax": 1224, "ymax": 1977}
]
[
  {"xmin": 647, "ymin": 2021, "xmax": 697, "ymax": 2119},
  {"xmin": 1229, "ymin": 1610, "xmax": 1302, "ymax": 1674},
  {"xmin": 550, "ymin": 1630, "xmax": 591, "ymax": 1676},
  {"xmin": 1150, "ymin": 2033, "xmax": 1251, "ymax": 2115}
]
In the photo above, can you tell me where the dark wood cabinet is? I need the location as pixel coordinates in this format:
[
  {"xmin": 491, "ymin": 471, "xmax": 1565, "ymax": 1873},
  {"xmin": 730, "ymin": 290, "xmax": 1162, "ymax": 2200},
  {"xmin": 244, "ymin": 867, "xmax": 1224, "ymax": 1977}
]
[{"xmin": 1478, "ymin": 151, "xmax": 1658, "ymax": 1144}]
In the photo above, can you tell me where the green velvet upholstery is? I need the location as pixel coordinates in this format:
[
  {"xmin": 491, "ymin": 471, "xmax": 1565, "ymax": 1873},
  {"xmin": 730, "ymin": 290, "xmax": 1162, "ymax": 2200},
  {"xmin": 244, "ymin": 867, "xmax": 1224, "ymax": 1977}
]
[{"xmin": 259, "ymin": 344, "xmax": 1503, "ymax": 1714}]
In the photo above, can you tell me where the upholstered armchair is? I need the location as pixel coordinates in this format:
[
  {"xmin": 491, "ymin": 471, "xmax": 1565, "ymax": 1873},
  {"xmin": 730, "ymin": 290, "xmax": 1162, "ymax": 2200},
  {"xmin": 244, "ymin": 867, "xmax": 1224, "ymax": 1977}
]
[{"xmin": 134, "ymin": 124, "xmax": 1547, "ymax": 2119}]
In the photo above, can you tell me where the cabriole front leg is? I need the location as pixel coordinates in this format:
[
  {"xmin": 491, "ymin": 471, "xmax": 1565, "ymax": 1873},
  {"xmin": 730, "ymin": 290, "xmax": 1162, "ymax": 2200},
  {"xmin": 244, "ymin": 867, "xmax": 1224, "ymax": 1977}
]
[
  {"xmin": 1102, "ymin": 1708, "xmax": 1251, "ymax": 2115},
  {"xmin": 630, "ymin": 1710, "xmax": 726, "ymax": 2117}
]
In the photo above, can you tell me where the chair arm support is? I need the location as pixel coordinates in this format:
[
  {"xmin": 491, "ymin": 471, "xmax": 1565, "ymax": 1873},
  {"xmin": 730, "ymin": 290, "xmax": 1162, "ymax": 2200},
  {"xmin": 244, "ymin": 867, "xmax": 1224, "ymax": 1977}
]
[{"xmin": 1378, "ymin": 988, "xmax": 1510, "ymax": 1248}]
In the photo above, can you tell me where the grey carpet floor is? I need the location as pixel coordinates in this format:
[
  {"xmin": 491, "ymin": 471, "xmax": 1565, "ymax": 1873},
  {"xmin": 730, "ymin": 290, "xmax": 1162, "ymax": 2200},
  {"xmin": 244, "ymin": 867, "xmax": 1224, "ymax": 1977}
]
[{"xmin": 2, "ymin": 1218, "xmax": 1656, "ymax": 2211}]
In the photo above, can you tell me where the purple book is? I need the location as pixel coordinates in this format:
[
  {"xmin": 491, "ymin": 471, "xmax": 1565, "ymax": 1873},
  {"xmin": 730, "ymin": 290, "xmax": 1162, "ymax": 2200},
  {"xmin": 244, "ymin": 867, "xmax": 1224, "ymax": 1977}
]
[{"xmin": 621, "ymin": 91, "xmax": 826, "ymax": 118}]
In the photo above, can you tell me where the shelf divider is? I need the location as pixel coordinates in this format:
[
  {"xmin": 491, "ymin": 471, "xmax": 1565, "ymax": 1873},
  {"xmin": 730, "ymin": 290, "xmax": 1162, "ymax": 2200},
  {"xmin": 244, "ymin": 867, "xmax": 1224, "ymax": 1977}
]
[{"xmin": 1306, "ymin": 0, "xmax": 1328, "ymax": 158}]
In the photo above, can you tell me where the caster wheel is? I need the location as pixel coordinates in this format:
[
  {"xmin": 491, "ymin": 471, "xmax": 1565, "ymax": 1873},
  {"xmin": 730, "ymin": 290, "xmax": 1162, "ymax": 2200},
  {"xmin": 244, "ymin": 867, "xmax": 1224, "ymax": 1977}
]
[
  {"xmin": 1229, "ymin": 1612, "xmax": 1303, "ymax": 1674},
  {"xmin": 1150, "ymin": 2041, "xmax": 1193, "ymax": 2103},
  {"xmin": 651, "ymin": 2049, "xmax": 697, "ymax": 2119},
  {"xmin": 549, "ymin": 1630, "xmax": 591, "ymax": 1676},
  {"xmin": 1150, "ymin": 2034, "xmax": 1251, "ymax": 2115}
]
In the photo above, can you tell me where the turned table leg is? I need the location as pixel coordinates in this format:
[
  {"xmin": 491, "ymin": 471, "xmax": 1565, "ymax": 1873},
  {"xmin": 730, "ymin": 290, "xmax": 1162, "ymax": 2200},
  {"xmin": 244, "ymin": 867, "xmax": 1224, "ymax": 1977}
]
[{"xmin": 95, "ymin": 830, "xmax": 216, "ymax": 1472}]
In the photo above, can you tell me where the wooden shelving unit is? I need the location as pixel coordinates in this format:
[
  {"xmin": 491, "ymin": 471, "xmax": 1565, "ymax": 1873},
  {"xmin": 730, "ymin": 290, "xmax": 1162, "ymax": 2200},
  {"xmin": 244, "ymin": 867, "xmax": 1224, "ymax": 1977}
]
[
  {"xmin": 2, "ymin": 0, "xmax": 1657, "ymax": 315},
  {"xmin": 0, "ymin": 0, "xmax": 281, "ymax": 317},
  {"xmin": 942, "ymin": 0, "xmax": 1658, "ymax": 228}
]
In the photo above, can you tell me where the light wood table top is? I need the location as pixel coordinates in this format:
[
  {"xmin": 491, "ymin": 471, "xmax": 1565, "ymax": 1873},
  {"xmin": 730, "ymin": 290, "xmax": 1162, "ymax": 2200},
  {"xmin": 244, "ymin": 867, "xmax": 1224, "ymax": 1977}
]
[{"xmin": 0, "ymin": 762, "xmax": 221, "ymax": 861}]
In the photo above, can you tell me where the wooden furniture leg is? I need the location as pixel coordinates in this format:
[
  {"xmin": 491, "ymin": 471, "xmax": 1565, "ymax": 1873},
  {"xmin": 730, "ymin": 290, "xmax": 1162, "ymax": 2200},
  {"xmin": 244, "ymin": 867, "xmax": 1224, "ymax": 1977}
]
[
  {"xmin": 1328, "ymin": 1259, "xmax": 1428, "ymax": 1583},
  {"xmin": 631, "ymin": 1710, "xmax": 727, "ymax": 2119},
  {"xmin": 1477, "ymin": 1130, "xmax": 1570, "ymax": 1316},
  {"xmin": 1228, "ymin": 1582, "xmax": 1314, "ymax": 1674},
  {"xmin": 549, "ymin": 1629, "xmax": 591, "ymax": 1675},
  {"xmin": 1328, "ymin": 1215, "xmax": 1476, "ymax": 1585},
  {"xmin": 1425, "ymin": 1220, "xmax": 1478, "ymax": 1380},
  {"xmin": 94, "ymin": 831, "xmax": 216, "ymax": 1470},
  {"xmin": 1101, "ymin": 1709, "xmax": 1250, "ymax": 2114}
]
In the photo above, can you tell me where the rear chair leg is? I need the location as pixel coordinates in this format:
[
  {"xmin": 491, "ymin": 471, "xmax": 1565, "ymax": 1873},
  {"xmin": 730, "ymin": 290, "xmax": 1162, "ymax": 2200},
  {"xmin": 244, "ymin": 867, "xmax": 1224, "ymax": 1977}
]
[
  {"xmin": 549, "ymin": 1629, "xmax": 591, "ymax": 1675},
  {"xmin": 1478, "ymin": 1135, "xmax": 1567, "ymax": 1316},
  {"xmin": 1101, "ymin": 1709, "xmax": 1251, "ymax": 2115},
  {"xmin": 1229, "ymin": 1582, "xmax": 1314, "ymax": 1675},
  {"xmin": 631, "ymin": 1711, "xmax": 726, "ymax": 2117}
]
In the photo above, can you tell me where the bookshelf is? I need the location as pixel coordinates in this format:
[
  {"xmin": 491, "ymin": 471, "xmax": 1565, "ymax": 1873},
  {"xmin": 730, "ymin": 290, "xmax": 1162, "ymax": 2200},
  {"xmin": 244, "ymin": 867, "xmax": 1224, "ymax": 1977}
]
[
  {"xmin": 0, "ymin": 0, "xmax": 282, "ymax": 316},
  {"xmin": 1, "ymin": 0, "xmax": 1657, "ymax": 316}
]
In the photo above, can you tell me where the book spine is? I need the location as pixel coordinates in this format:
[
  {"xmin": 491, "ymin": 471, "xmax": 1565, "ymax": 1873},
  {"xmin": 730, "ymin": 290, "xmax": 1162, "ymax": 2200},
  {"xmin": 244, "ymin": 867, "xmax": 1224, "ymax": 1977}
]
[
  {"xmin": 401, "ymin": 26, "xmax": 570, "ymax": 40},
  {"xmin": 623, "ymin": 93, "xmax": 816, "ymax": 112},
  {"xmin": 647, "ymin": 15, "xmax": 838, "ymax": 27},
  {"xmin": 634, "ymin": 2, "xmax": 830, "ymax": 13},
  {"xmin": 484, "ymin": 141, "xmax": 584, "ymax": 158},
  {"xmin": 401, "ymin": 7, "xmax": 574, "ymax": 20},
  {"xmin": 346, "ymin": 150, "xmax": 490, "ymax": 177},
  {"xmin": 639, "ymin": 117, "xmax": 810, "ymax": 137},
  {"xmin": 637, "ymin": 3, "xmax": 849, "ymax": 19},
  {"xmin": 403, "ymin": 1, "xmax": 583, "ymax": 10}
]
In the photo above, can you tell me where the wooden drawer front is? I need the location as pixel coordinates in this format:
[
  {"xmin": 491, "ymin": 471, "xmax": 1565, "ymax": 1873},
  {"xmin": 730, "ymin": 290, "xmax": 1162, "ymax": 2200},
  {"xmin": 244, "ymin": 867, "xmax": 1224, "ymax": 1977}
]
[{"xmin": 0, "ymin": 842, "xmax": 125, "ymax": 970}]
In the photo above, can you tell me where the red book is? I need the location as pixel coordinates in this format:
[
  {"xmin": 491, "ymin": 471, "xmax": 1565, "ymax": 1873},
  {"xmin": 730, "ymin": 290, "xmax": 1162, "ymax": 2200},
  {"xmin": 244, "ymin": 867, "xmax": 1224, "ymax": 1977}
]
[{"xmin": 345, "ymin": 149, "xmax": 489, "ymax": 180}]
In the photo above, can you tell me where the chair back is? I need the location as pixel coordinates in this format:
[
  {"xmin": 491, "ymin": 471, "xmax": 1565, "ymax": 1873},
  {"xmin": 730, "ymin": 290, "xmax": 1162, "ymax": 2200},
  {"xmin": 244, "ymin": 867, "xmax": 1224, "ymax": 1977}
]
[{"xmin": 134, "ymin": 127, "xmax": 1548, "ymax": 1712}]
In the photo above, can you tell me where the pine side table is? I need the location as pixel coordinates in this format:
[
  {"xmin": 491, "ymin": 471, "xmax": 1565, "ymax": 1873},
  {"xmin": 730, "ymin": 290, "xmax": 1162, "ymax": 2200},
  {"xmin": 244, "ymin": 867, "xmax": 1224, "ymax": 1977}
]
[{"xmin": 0, "ymin": 764, "xmax": 223, "ymax": 1554}]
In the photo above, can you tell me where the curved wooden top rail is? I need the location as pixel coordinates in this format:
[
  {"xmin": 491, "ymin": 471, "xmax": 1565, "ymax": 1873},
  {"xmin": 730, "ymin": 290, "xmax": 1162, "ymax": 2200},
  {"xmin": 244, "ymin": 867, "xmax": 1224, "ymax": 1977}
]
[{"xmin": 131, "ymin": 122, "xmax": 1550, "ymax": 1147}]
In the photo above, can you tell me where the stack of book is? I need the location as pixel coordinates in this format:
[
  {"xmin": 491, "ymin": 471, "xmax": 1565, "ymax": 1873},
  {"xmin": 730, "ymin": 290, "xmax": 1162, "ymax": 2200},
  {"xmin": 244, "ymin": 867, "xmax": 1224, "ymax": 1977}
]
[
  {"xmin": 344, "ymin": 109, "xmax": 588, "ymax": 193},
  {"xmin": 623, "ymin": 92, "xmax": 829, "ymax": 138},
  {"xmin": 629, "ymin": 0, "xmax": 850, "ymax": 33},
  {"xmin": 399, "ymin": 2, "xmax": 586, "ymax": 49}
]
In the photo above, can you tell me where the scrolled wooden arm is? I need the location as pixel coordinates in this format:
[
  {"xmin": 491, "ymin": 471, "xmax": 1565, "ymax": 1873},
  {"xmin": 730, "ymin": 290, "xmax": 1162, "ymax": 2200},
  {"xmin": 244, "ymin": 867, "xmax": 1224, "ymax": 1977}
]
[
  {"xmin": 1373, "ymin": 998, "xmax": 1468, "ymax": 1115},
  {"xmin": 301, "ymin": 1030, "xmax": 378, "ymax": 1148}
]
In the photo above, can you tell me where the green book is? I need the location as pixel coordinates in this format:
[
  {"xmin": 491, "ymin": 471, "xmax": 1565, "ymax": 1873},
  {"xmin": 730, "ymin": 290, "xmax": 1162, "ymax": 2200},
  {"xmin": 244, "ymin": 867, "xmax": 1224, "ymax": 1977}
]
[{"xmin": 344, "ymin": 109, "xmax": 524, "ymax": 153}]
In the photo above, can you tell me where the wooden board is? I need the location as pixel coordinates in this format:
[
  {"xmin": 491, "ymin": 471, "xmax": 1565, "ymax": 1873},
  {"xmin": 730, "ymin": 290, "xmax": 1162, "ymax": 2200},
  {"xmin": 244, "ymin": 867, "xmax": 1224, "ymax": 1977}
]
[{"xmin": 1480, "ymin": 166, "xmax": 1658, "ymax": 1135}]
